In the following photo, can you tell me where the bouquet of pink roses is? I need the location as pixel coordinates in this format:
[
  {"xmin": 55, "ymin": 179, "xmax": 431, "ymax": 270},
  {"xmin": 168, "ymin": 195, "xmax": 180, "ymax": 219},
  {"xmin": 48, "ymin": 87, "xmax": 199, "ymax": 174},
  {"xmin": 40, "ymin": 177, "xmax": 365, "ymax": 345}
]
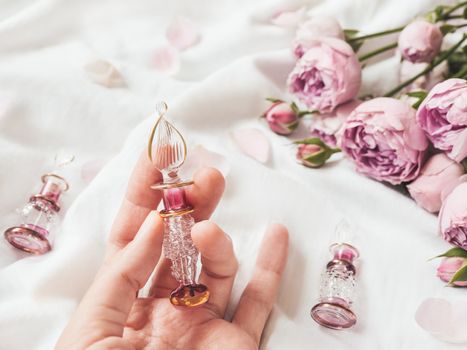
[{"xmin": 262, "ymin": 2, "xmax": 467, "ymax": 286}]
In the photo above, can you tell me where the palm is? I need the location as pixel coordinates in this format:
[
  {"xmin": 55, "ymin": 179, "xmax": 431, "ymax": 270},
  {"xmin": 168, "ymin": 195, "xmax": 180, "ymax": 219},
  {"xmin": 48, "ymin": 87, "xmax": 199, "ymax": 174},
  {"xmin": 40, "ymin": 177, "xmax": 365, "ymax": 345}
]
[
  {"xmin": 124, "ymin": 298, "xmax": 256, "ymax": 350},
  {"xmin": 56, "ymin": 166, "xmax": 288, "ymax": 350}
]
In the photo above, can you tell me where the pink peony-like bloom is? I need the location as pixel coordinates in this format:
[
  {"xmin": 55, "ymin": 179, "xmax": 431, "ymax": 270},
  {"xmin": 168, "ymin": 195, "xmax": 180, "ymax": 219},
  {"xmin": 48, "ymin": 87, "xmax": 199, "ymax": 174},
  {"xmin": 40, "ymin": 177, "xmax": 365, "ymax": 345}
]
[
  {"xmin": 437, "ymin": 257, "xmax": 467, "ymax": 286},
  {"xmin": 309, "ymin": 100, "xmax": 361, "ymax": 147},
  {"xmin": 287, "ymin": 37, "xmax": 361, "ymax": 114},
  {"xmin": 407, "ymin": 153, "xmax": 465, "ymax": 213},
  {"xmin": 263, "ymin": 101, "xmax": 299, "ymax": 135},
  {"xmin": 398, "ymin": 20, "xmax": 443, "ymax": 63},
  {"xmin": 417, "ymin": 78, "xmax": 467, "ymax": 162},
  {"xmin": 292, "ymin": 16, "xmax": 344, "ymax": 58},
  {"xmin": 439, "ymin": 182, "xmax": 467, "ymax": 250},
  {"xmin": 341, "ymin": 97, "xmax": 429, "ymax": 185}
]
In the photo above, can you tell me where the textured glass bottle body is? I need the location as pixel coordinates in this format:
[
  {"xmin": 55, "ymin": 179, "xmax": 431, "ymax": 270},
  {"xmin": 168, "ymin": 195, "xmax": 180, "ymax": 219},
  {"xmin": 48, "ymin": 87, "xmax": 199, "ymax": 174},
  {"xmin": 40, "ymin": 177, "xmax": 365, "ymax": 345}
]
[{"xmin": 163, "ymin": 213, "xmax": 198, "ymax": 286}]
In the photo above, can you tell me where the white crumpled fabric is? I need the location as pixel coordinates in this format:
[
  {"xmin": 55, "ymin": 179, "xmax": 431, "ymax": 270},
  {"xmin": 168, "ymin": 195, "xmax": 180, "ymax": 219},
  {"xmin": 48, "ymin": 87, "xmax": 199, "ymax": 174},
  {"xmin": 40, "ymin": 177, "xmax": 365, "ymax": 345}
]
[{"xmin": 0, "ymin": 0, "xmax": 464, "ymax": 349}]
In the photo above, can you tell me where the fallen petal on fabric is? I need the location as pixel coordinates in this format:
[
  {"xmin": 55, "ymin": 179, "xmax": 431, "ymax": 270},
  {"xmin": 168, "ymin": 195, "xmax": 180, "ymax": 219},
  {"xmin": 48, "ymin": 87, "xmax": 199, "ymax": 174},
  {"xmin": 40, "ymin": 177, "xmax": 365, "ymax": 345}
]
[
  {"xmin": 182, "ymin": 145, "xmax": 230, "ymax": 178},
  {"xmin": 152, "ymin": 45, "xmax": 180, "ymax": 75},
  {"xmin": 415, "ymin": 298, "xmax": 467, "ymax": 344},
  {"xmin": 84, "ymin": 60, "xmax": 125, "ymax": 88},
  {"xmin": 231, "ymin": 128, "xmax": 270, "ymax": 163},
  {"xmin": 166, "ymin": 16, "xmax": 201, "ymax": 50}
]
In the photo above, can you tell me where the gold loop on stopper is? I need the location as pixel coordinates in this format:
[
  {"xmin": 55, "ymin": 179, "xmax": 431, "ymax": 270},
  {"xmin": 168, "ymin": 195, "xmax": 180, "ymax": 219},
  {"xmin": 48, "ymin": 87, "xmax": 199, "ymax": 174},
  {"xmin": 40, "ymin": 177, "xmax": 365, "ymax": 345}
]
[{"xmin": 41, "ymin": 173, "xmax": 70, "ymax": 192}]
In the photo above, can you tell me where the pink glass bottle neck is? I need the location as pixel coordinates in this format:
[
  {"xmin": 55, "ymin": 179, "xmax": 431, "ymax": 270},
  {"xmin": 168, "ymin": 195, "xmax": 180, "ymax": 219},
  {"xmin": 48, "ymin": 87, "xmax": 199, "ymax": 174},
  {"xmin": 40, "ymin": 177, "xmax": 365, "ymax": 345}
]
[
  {"xmin": 330, "ymin": 243, "xmax": 359, "ymax": 264},
  {"xmin": 39, "ymin": 179, "xmax": 62, "ymax": 204},
  {"xmin": 162, "ymin": 187, "xmax": 190, "ymax": 211}
]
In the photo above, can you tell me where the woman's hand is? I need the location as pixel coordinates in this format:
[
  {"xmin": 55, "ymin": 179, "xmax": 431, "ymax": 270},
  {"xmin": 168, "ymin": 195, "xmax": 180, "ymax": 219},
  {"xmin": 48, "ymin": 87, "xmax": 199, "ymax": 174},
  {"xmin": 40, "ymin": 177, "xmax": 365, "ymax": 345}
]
[{"xmin": 56, "ymin": 154, "xmax": 289, "ymax": 350}]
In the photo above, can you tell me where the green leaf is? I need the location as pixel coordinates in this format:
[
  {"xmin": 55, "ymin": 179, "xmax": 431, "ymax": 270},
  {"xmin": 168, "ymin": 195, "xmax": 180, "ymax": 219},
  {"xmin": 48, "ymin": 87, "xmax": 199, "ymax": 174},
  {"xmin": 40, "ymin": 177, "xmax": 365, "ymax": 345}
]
[
  {"xmin": 303, "ymin": 149, "xmax": 329, "ymax": 168},
  {"xmin": 450, "ymin": 264, "xmax": 467, "ymax": 284},
  {"xmin": 462, "ymin": 158, "xmax": 467, "ymax": 173},
  {"xmin": 266, "ymin": 97, "xmax": 283, "ymax": 103},
  {"xmin": 407, "ymin": 90, "xmax": 428, "ymax": 109},
  {"xmin": 290, "ymin": 101, "xmax": 300, "ymax": 115},
  {"xmin": 348, "ymin": 40, "xmax": 363, "ymax": 53},
  {"xmin": 343, "ymin": 29, "xmax": 359, "ymax": 39},
  {"xmin": 298, "ymin": 110, "xmax": 318, "ymax": 118},
  {"xmin": 463, "ymin": 6, "xmax": 467, "ymax": 19},
  {"xmin": 286, "ymin": 120, "xmax": 300, "ymax": 132},
  {"xmin": 440, "ymin": 24, "xmax": 456, "ymax": 36},
  {"xmin": 407, "ymin": 91, "xmax": 428, "ymax": 99},
  {"xmin": 434, "ymin": 5, "xmax": 445, "ymax": 21},
  {"xmin": 294, "ymin": 137, "xmax": 327, "ymax": 148},
  {"xmin": 432, "ymin": 247, "xmax": 467, "ymax": 260}
]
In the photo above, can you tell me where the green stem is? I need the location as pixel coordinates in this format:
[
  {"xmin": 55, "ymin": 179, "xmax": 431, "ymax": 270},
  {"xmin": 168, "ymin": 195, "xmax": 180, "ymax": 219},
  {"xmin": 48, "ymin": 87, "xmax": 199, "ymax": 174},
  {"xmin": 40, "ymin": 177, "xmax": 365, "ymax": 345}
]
[
  {"xmin": 349, "ymin": 27, "xmax": 404, "ymax": 42},
  {"xmin": 452, "ymin": 64, "xmax": 467, "ymax": 78},
  {"xmin": 358, "ymin": 42, "xmax": 398, "ymax": 62},
  {"xmin": 443, "ymin": 0, "xmax": 467, "ymax": 17},
  {"xmin": 384, "ymin": 34, "xmax": 467, "ymax": 97}
]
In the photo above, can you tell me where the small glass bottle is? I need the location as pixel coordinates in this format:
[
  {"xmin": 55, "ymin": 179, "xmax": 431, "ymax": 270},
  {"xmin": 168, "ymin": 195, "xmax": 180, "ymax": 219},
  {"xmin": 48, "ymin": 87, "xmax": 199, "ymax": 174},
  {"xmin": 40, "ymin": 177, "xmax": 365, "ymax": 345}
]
[
  {"xmin": 4, "ymin": 173, "xmax": 69, "ymax": 254},
  {"xmin": 310, "ymin": 242, "xmax": 359, "ymax": 329}
]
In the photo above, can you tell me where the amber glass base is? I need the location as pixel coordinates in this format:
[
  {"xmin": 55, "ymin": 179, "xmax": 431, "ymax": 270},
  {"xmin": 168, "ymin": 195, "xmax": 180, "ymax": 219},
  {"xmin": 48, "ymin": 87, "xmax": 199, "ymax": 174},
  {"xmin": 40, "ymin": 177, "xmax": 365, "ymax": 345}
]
[
  {"xmin": 4, "ymin": 226, "xmax": 51, "ymax": 255},
  {"xmin": 170, "ymin": 283, "xmax": 210, "ymax": 307}
]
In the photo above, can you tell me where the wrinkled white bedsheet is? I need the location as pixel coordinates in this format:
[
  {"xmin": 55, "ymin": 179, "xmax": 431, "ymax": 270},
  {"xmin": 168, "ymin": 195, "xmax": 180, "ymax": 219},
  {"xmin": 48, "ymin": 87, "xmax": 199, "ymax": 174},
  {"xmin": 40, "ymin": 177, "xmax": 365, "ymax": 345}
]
[{"xmin": 0, "ymin": 0, "xmax": 464, "ymax": 349}]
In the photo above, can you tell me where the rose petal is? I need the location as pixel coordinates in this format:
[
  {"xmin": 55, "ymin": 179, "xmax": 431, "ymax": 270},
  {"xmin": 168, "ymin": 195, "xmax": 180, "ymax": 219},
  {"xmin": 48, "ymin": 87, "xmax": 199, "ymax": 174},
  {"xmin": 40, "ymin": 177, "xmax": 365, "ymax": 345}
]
[
  {"xmin": 84, "ymin": 60, "xmax": 125, "ymax": 88},
  {"xmin": 231, "ymin": 128, "xmax": 270, "ymax": 163},
  {"xmin": 166, "ymin": 17, "xmax": 201, "ymax": 50},
  {"xmin": 152, "ymin": 45, "xmax": 180, "ymax": 75},
  {"xmin": 181, "ymin": 145, "xmax": 230, "ymax": 178},
  {"xmin": 416, "ymin": 298, "xmax": 467, "ymax": 343},
  {"xmin": 81, "ymin": 158, "xmax": 108, "ymax": 183},
  {"xmin": 270, "ymin": 7, "xmax": 305, "ymax": 28}
]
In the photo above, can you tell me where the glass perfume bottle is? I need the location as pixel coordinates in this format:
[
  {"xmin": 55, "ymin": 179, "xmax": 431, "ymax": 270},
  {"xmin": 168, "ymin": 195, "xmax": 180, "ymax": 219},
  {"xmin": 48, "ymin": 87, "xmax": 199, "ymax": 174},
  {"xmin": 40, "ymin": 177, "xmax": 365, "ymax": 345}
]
[
  {"xmin": 310, "ymin": 242, "xmax": 359, "ymax": 329},
  {"xmin": 4, "ymin": 155, "xmax": 72, "ymax": 255},
  {"xmin": 148, "ymin": 102, "xmax": 209, "ymax": 307}
]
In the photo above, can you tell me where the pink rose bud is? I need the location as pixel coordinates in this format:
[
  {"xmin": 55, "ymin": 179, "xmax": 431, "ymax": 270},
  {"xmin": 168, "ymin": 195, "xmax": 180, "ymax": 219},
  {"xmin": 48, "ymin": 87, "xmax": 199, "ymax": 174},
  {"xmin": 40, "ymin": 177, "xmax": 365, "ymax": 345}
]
[
  {"xmin": 296, "ymin": 139, "xmax": 340, "ymax": 168},
  {"xmin": 407, "ymin": 154, "xmax": 465, "ymax": 213},
  {"xmin": 437, "ymin": 257, "xmax": 467, "ymax": 286},
  {"xmin": 263, "ymin": 101, "xmax": 299, "ymax": 135},
  {"xmin": 341, "ymin": 97, "xmax": 429, "ymax": 185},
  {"xmin": 417, "ymin": 78, "xmax": 467, "ymax": 163},
  {"xmin": 292, "ymin": 16, "xmax": 344, "ymax": 58},
  {"xmin": 439, "ymin": 182, "xmax": 467, "ymax": 250},
  {"xmin": 398, "ymin": 20, "xmax": 443, "ymax": 63},
  {"xmin": 288, "ymin": 37, "xmax": 361, "ymax": 113}
]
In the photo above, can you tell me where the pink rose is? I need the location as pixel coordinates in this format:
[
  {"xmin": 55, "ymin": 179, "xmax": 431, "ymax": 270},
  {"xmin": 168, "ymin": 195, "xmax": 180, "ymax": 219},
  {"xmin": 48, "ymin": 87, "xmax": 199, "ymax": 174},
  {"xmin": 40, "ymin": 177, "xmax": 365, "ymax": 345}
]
[
  {"xmin": 398, "ymin": 20, "xmax": 443, "ymax": 63},
  {"xmin": 263, "ymin": 101, "xmax": 299, "ymax": 135},
  {"xmin": 296, "ymin": 139, "xmax": 340, "ymax": 168},
  {"xmin": 309, "ymin": 100, "xmax": 361, "ymax": 147},
  {"xmin": 437, "ymin": 257, "xmax": 467, "ymax": 286},
  {"xmin": 293, "ymin": 16, "xmax": 344, "ymax": 58},
  {"xmin": 416, "ymin": 78, "xmax": 467, "ymax": 162},
  {"xmin": 439, "ymin": 182, "xmax": 467, "ymax": 249},
  {"xmin": 341, "ymin": 97, "xmax": 429, "ymax": 185},
  {"xmin": 287, "ymin": 37, "xmax": 361, "ymax": 113},
  {"xmin": 407, "ymin": 153, "xmax": 465, "ymax": 213}
]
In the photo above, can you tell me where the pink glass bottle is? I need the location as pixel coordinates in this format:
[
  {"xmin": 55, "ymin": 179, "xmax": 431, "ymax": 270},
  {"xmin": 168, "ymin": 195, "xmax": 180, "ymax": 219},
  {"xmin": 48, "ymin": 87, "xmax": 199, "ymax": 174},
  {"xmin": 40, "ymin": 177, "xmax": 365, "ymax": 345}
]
[
  {"xmin": 148, "ymin": 102, "xmax": 209, "ymax": 308},
  {"xmin": 4, "ymin": 174, "xmax": 69, "ymax": 254},
  {"xmin": 310, "ymin": 243, "xmax": 359, "ymax": 329}
]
